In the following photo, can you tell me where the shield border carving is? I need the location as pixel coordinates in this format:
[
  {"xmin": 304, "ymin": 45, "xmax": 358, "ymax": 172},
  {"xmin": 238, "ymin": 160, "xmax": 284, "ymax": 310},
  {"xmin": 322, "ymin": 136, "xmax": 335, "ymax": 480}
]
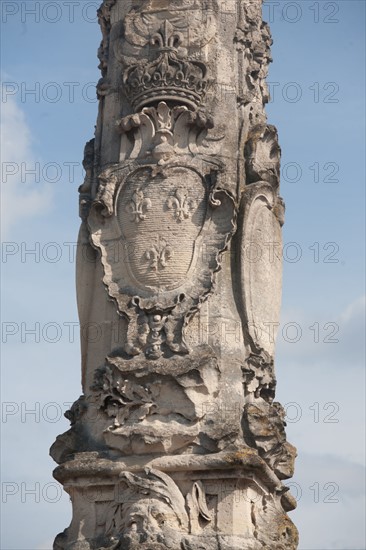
[
  {"xmin": 239, "ymin": 182, "xmax": 284, "ymax": 358},
  {"xmin": 88, "ymin": 156, "xmax": 236, "ymax": 360}
]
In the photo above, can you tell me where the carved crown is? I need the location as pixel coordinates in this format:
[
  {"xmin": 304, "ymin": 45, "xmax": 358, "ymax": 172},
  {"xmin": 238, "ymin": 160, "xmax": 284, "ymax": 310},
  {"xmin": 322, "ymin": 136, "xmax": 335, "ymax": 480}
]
[{"xmin": 123, "ymin": 20, "xmax": 211, "ymax": 111}]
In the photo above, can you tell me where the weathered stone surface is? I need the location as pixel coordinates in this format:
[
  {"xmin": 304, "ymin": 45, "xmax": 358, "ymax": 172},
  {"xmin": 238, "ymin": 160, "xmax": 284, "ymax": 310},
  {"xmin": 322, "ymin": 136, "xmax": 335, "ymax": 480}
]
[{"xmin": 51, "ymin": 0, "xmax": 298, "ymax": 548}]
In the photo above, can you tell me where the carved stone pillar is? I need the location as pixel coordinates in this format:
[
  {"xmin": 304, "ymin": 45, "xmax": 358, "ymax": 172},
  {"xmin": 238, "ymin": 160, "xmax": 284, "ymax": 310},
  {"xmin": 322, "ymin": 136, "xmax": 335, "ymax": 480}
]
[{"xmin": 51, "ymin": 1, "xmax": 298, "ymax": 548}]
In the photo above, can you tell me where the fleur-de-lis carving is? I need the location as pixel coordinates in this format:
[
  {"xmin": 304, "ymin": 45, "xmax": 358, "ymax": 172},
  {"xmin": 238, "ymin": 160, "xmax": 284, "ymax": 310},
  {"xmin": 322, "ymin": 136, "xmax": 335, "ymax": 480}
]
[
  {"xmin": 150, "ymin": 20, "xmax": 183, "ymax": 51},
  {"xmin": 145, "ymin": 237, "xmax": 173, "ymax": 272},
  {"xmin": 166, "ymin": 189, "xmax": 196, "ymax": 222},
  {"xmin": 125, "ymin": 189, "xmax": 151, "ymax": 222}
]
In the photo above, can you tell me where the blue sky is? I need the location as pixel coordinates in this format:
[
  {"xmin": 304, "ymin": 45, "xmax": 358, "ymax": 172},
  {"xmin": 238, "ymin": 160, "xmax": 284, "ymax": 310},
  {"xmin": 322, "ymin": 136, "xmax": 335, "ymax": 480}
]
[{"xmin": 1, "ymin": 1, "xmax": 365, "ymax": 549}]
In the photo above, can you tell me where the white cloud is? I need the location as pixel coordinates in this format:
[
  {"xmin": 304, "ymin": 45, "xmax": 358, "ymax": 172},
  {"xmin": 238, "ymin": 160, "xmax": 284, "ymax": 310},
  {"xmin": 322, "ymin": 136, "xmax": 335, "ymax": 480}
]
[
  {"xmin": 276, "ymin": 294, "xmax": 366, "ymax": 368},
  {"xmin": 0, "ymin": 95, "xmax": 53, "ymax": 239},
  {"xmin": 339, "ymin": 294, "xmax": 365, "ymax": 325}
]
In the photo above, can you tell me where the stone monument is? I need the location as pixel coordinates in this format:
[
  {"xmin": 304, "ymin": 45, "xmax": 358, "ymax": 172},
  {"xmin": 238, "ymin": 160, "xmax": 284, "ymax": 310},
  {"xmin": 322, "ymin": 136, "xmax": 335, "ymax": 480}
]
[{"xmin": 51, "ymin": 1, "xmax": 298, "ymax": 548}]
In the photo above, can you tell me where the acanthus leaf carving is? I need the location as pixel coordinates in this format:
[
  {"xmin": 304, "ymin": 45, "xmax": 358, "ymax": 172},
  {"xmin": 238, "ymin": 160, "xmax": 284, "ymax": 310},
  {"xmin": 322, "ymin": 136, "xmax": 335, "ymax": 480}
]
[
  {"xmin": 242, "ymin": 350, "xmax": 276, "ymax": 402},
  {"xmin": 117, "ymin": 102, "xmax": 215, "ymax": 163},
  {"xmin": 91, "ymin": 350, "xmax": 236, "ymax": 457}
]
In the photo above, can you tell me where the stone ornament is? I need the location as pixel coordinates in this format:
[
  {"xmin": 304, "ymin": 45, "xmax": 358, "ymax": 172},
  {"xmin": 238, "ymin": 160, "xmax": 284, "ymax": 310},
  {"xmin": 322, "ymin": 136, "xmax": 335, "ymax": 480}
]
[
  {"xmin": 123, "ymin": 19, "xmax": 211, "ymax": 111},
  {"xmin": 239, "ymin": 182, "xmax": 284, "ymax": 357},
  {"xmin": 88, "ymin": 100, "xmax": 235, "ymax": 361},
  {"xmin": 125, "ymin": 189, "xmax": 152, "ymax": 223},
  {"xmin": 51, "ymin": 0, "xmax": 298, "ymax": 548}
]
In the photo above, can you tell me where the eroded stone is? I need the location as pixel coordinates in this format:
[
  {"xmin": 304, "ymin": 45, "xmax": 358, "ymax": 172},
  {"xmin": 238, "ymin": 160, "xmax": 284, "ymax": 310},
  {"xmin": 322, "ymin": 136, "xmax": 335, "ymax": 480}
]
[{"xmin": 51, "ymin": 1, "xmax": 298, "ymax": 548}]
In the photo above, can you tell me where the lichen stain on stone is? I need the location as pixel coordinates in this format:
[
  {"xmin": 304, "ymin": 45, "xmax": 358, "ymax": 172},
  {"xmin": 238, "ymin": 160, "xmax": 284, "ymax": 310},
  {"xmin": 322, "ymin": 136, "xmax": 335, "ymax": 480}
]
[{"xmin": 225, "ymin": 448, "xmax": 257, "ymax": 464}]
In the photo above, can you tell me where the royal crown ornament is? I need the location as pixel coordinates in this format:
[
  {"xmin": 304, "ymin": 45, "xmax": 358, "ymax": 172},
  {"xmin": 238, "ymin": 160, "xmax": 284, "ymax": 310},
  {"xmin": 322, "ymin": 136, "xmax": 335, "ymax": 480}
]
[{"xmin": 123, "ymin": 19, "xmax": 212, "ymax": 111}]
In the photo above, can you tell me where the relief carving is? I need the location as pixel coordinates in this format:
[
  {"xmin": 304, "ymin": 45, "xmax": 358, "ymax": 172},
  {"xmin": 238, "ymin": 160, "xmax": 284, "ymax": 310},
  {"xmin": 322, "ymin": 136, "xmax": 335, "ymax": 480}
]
[
  {"xmin": 122, "ymin": 19, "xmax": 211, "ymax": 111},
  {"xmin": 117, "ymin": 102, "xmax": 214, "ymax": 163},
  {"xmin": 242, "ymin": 350, "xmax": 276, "ymax": 402},
  {"xmin": 97, "ymin": 0, "xmax": 117, "ymax": 76},
  {"xmin": 186, "ymin": 481, "xmax": 212, "ymax": 534},
  {"xmin": 122, "ymin": 5, "xmax": 217, "ymax": 52},
  {"xmin": 243, "ymin": 400, "xmax": 297, "ymax": 480},
  {"xmin": 88, "ymin": 100, "xmax": 236, "ymax": 360},
  {"xmin": 244, "ymin": 125, "xmax": 281, "ymax": 187},
  {"xmin": 92, "ymin": 357, "xmax": 225, "ymax": 455},
  {"xmin": 144, "ymin": 236, "xmax": 173, "ymax": 272},
  {"xmin": 166, "ymin": 189, "xmax": 196, "ymax": 222},
  {"xmin": 52, "ymin": 1, "xmax": 298, "ymax": 548},
  {"xmin": 252, "ymin": 493, "xmax": 299, "ymax": 548},
  {"xmin": 78, "ymin": 139, "xmax": 95, "ymax": 221},
  {"xmin": 239, "ymin": 182, "xmax": 284, "ymax": 359},
  {"xmin": 125, "ymin": 189, "xmax": 152, "ymax": 223},
  {"xmin": 102, "ymin": 469, "xmax": 189, "ymax": 548}
]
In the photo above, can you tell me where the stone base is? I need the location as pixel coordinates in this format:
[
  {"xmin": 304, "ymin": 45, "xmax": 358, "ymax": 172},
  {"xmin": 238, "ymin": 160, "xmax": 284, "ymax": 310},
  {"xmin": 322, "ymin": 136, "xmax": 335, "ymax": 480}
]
[{"xmin": 53, "ymin": 451, "xmax": 298, "ymax": 550}]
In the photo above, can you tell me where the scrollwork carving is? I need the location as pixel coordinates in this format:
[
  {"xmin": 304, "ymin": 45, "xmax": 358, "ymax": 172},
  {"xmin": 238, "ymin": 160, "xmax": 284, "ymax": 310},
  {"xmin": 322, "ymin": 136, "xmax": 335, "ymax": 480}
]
[
  {"xmin": 117, "ymin": 101, "xmax": 214, "ymax": 163},
  {"xmin": 88, "ymin": 120, "xmax": 236, "ymax": 360}
]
